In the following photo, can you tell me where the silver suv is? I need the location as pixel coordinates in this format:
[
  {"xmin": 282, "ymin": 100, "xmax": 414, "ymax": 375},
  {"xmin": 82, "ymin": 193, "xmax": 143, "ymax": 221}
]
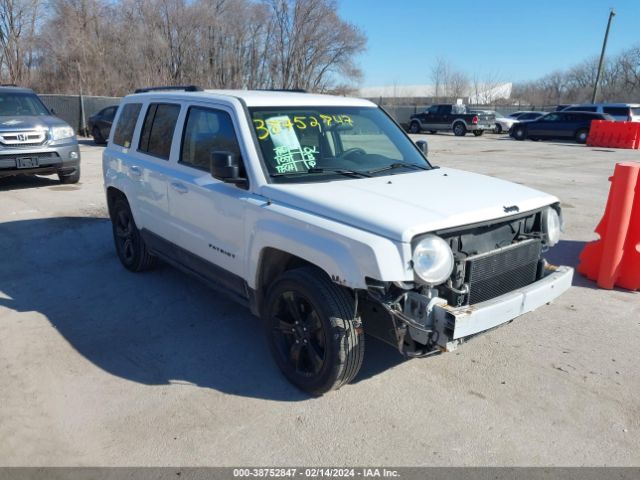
[
  {"xmin": 0, "ymin": 86, "xmax": 80, "ymax": 183},
  {"xmin": 562, "ymin": 103, "xmax": 640, "ymax": 122}
]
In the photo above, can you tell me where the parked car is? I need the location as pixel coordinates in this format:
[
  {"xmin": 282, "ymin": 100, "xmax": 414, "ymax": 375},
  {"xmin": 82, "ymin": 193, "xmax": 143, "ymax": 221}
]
[
  {"xmin": 471, "ymin": 110, "xmax": 517, "ymax": 134},
  {"xmin": 409, "ymin": 104, "xmax": 495, "ymax": 136},
  {"xmin": 509, "ymin": 111, "xmax": 614, "ymax": 143},
  {"xmin": 0, "ymin": 86, "xmax": 80, "ymax": 183},
  {"xmin": 508, "ymin": 111, "xmax": 546, "ymax": 121},
  {"xmin": 561, "ymin": 103, "xmax": 640, "ymax": 122},
  {"xmin": 89, "ymin": 105, "xmax": 119, "ymax": 144},
  {"xmin": 103, "ymin": 86, "xmax": 573, "ymax": 395}
]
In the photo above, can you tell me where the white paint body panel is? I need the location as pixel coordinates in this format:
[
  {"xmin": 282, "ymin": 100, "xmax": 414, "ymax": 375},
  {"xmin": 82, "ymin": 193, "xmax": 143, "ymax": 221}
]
[{"xmin": 259, "ymin": 168, "xmax": 557, "ymax": 243}]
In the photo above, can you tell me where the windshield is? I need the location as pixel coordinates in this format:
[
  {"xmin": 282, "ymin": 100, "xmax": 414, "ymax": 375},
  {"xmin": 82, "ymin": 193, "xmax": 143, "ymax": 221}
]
[
  {"xmin": 0, "ymin": 92, "xmax": 50, "ymax": 116},
  {"xmin": 249, "ymin": 106, "xmax": 431, "ymax": 183}
]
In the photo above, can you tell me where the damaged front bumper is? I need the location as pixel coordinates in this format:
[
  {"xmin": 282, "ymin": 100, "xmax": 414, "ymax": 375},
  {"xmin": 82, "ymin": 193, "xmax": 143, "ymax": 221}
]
[{"xmin": 394, "ymin": 265, "xmax": 574, "ymax": 354}]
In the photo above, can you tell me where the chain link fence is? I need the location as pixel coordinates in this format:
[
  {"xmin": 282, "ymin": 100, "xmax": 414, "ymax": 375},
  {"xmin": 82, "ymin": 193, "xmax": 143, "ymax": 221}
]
[{"xmin": 39, "ymin": 95, "xmax": 122, "ymax": 136}]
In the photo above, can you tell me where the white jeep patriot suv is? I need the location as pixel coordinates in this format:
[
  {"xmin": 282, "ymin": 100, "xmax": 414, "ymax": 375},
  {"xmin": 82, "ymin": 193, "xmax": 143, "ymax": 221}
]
[{"xmin": 102, "ymin": 86, "xmax": 573, "ymax": 395}]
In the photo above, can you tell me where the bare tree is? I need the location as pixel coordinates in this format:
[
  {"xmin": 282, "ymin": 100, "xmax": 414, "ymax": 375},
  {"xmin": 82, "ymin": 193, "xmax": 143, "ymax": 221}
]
[
  {"xmin": 266, "ymin": 0, "xmax": 365, "ymax": 92},
  {"xmin": 0, "ymin": 0, "xmax": 40, "ymax": 84},
  {"xmin": 430, "ymin": 56, "xmax": 450, "ymax": 101}
]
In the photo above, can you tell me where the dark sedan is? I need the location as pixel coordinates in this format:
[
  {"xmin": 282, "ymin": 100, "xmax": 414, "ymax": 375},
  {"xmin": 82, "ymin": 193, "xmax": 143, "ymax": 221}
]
[
  {"xmin": 88, "ymin": 105, "xmax": 118, "ymax": 144},
  {"xmin": 509, "ymin": 111, "xmax": 613, "ymax": 144}
]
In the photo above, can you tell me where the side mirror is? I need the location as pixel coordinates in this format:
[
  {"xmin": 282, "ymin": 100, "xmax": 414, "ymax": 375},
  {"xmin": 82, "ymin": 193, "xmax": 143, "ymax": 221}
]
[
  {"xmin": 416, "ymin": 140, "xmax": 428, "ymax": 157},
  {"xmin": 210, "ymin": 151, "xmax": 247, "ymax": 185}
]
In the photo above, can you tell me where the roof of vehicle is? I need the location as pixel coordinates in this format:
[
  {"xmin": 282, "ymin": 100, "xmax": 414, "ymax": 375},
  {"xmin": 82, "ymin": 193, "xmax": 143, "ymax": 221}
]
[
  {"xmin": 563, "ymin": 103, "xmax": 640, "ymax": 108},
  {"xmin": 537, "ymin": 111, "xmax": 610, "ymax": 119},
  {"xmin": 0, "ymin": 85, "xmax": 36, "ymax": 94},
  {"xmin": 127, "ymin": 89, "xmax": 376, "ymax": 108}
]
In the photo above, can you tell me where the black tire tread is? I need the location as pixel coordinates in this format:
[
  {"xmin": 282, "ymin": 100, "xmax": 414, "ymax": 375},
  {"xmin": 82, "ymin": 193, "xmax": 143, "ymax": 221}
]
[
  {"xmin": 58, "ymin": 168, "xmax": 80, "ymax": 184},
  {"xmin": 266, "ymin": 266, "xmax": 364, "ymax": 395},
  {"xmin": 111, "ymin": 197, "xmax": 157, "ymax": 272}
]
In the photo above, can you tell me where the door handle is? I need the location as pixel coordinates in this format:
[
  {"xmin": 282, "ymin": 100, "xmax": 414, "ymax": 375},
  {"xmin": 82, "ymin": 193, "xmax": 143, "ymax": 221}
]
[
  {"xmin": 170, "ymin": 182, "xmax": 188, "ymax": 194},
  {"xmin": 129, "ymin": 166, "xmax": 142, "ymax": 177}
]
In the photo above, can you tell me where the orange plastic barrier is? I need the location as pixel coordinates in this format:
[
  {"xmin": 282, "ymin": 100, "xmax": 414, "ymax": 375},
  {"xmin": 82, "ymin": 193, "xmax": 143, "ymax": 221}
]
[
  {"xmin": 578, "ymin": 162, "xmax": 640, "ymax": 290},
  {"xmin": 586, "ymin": 121, "xmax": 640, "ymax": 149}
]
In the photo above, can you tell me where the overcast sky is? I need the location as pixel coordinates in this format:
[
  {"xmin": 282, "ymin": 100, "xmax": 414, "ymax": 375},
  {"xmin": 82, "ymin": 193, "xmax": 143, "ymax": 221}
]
[{"xmin": 338, "ymin": 0, "xmax": 640, "ymax": 87}]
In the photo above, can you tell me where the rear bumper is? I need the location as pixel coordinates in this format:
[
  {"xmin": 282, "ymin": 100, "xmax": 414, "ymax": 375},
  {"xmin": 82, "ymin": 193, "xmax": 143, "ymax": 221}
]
[
  {"xmin": 0, "ymin": 144, "xmax": 80, "ymax": 177},
  {"xmin": 470, "ymin": 123, "xmax": 494, "ymax": 131},
  {"xmin": 432, "ymin": 266, "xmax": 574, "ymax": 349}
]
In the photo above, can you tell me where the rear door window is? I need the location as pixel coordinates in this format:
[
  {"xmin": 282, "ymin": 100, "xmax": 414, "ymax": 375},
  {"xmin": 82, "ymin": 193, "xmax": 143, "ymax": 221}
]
[
  {"xmin": 138, "ymin": 103, "xmax": 181, "ymax": 160},
  {"xmin": 113, "ymin": 103, "xmax": 142, "ymax": 148}
]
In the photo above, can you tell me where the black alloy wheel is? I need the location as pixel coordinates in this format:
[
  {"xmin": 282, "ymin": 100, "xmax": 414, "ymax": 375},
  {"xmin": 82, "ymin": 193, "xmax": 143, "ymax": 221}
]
[
  {"xmin": 264, "ymin": 267, "xmax": 364, "ymax": 396},
  {"xmin": 111, "ymin": 198, "xmax": 157, "ymax": 272}
]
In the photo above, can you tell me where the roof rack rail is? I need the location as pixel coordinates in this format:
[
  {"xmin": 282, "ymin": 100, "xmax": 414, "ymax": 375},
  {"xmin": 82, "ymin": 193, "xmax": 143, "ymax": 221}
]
[
  {"xmin": 0, "ymin": 84, "xmax": 19, "ymax": 87},
  {"xmin": 256, "ymin": 88, "xmax": 307, "ymax": 93},
  {"xmin": 134, "ymin": 85, "xmax": 202, "ymax": 94}
]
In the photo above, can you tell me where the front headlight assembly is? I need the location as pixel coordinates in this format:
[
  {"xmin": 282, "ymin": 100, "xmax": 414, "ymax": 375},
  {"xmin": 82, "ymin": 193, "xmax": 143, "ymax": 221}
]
[
  {"xmin": 542, "ymin": 206, "xmax": 561, "ymax": 247},
  {"xmin": 412, "ymin": 234, "xmax": 454, "ymax": 285},
  {"xmin": 50, "ymin": 126, "xmax": 75, "ymax": 141}
]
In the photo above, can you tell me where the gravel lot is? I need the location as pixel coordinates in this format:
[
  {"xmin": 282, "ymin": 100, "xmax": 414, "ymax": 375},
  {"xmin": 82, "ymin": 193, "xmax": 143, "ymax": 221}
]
[{"xmin": 1, "ymin": 134, "xmax": 639, "ymax": 466}]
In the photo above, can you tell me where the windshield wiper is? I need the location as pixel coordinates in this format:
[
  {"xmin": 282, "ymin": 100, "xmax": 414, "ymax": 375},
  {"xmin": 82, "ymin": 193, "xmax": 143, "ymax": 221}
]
[
  {"xmin": 270, "ymin": 167, "xmax": 372, "ymax": 178},
  {"xmin": 367, "ymin": 162, "xmax": 430, "ymax": 174}
]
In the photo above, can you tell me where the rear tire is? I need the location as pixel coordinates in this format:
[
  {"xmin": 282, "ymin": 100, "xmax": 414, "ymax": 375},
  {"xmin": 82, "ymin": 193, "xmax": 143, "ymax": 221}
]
[
  {"xmin": 409, "ymin": 121, "xmax": 421, "ymax": 134},
  {"xmin": 110, "ymin": 197, "xmax": 157, "ymax": 272},
  {"xmin": 453, "ymin": 122, "xmax": 466, "ymax": 136},
  {"xmin": 429, "ymin": 130, "xmax": 437, "ymax": 134},
  {"xmin": 494, "ymin": 124, "xmax": 502, "ymax": 134},
  {"xmin": 473, "ymin": 130, "xmax": 484, "ymax": 137},
  {"xmin": 263, "ymin": 266, "xmax": 364, "ymax": 396},
  {"xmin": 575, "ymin": 129, "xmax": 588, "ymax": 144}
]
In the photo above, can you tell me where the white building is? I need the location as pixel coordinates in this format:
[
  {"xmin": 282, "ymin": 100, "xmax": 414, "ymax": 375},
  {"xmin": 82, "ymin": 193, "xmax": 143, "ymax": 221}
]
[{"xmin": 359, "ymin": 83, "xmax": 512, "ymax": 104}]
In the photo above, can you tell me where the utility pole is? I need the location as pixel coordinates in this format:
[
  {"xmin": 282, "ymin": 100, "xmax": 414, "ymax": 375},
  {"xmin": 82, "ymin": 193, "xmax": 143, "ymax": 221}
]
[{"xmin": 591, "ymin": 9, "xmax": 616, "ymax": 104}]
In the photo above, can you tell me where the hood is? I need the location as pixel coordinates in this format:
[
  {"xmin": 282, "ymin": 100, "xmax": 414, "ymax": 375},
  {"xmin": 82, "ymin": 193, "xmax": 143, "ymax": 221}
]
[
  {"xmin": 261, "ymin": 168, "xmax": 558, "ymax": 243},
  {"xmin": 0, "ymin": 115, "xmax": 69, "ymax": 131}
]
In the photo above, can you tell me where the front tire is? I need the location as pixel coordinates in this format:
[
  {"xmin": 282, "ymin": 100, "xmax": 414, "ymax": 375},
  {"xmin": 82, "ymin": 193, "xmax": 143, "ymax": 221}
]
[
  {"xmin": 409, "ymin": 121, "xmax": 421, "ymax": 134},
  {"xmin": 453, "ymin": 122, "xmax": 466, "ymax": 136},
  {"xmin": 58, "ymin": 167, "xmax": 80, "ymax": 184},
  {"xmin": 263, "ymin": 266, "xmax": 365, "ymax": 396},
  {"xmin": 513, "ymin": 126, "xmax": 527, "ymax": 141},
  {"xmin": 92, "ymin": 127, "xmax": 105, "ymax": 145},
  {"xmin": 110, "ymin": 197, "xmax": 157, "ymax": 272}
]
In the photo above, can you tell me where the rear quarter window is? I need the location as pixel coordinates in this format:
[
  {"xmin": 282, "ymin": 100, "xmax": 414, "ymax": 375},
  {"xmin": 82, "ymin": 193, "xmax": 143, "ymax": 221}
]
[
  {"xmin": 113, "ymin": 103, "xmax": 142, "ymax": 148},
  {"xmin": 603, "ymin": 107, "xmax": 629, "ymax": 117}
]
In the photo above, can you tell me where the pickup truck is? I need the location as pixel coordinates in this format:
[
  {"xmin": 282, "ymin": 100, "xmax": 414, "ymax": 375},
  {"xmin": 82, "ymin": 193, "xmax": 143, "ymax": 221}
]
[
  {"xmin": 103, "ymin": 87, "xmax": 572, "ymax": 395},
  {"xmin": 409, "ymin": 104, "xmax": 495, "ymax": 136}
]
